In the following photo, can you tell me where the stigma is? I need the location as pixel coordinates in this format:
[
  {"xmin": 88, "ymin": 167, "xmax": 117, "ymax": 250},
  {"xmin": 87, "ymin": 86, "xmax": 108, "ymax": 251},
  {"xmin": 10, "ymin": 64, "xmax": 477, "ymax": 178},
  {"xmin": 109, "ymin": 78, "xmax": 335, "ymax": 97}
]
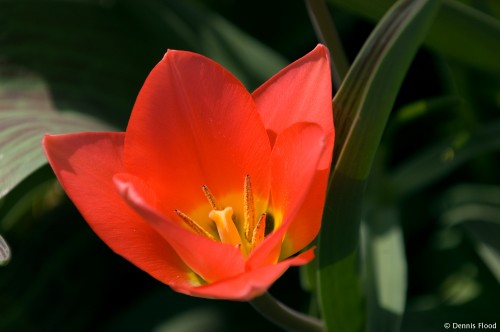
[
  {"xmin": 209, "ymin": 207, "xmax": 241, "ymax": 247},
  {"xmin": 174, "ymin": 175, "xmax": 267, "ymax": 255}
]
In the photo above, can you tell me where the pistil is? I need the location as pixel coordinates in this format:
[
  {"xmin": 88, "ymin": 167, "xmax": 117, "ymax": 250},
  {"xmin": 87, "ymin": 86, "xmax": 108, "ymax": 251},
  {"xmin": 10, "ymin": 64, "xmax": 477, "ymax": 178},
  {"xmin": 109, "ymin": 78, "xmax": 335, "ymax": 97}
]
[
  {"xmin": 174, "ymin": 176, "xmax": 268, "ymax": 254},
  {"xmin": 209, "ymin": 207, "xmax": 242, "ymax": 247}
]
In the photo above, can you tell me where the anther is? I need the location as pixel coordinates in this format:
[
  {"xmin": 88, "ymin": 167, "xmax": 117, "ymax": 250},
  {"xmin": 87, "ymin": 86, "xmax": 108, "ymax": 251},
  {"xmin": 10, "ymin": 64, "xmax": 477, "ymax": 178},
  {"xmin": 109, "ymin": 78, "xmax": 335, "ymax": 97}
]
[
  {"xmin": 201, "ymin": 185, "xmax": 218, "ymax": 210},
  {"xmin": 251, "ymin": 213, "xmax": 266, "ymax": 250},
  {"xmin": 174, "ymin": 209, "xmax": 215, "ymax": 240},
  {"xmin": 243, "ymin": 175, "xmax": 256, "ymax": 242}
]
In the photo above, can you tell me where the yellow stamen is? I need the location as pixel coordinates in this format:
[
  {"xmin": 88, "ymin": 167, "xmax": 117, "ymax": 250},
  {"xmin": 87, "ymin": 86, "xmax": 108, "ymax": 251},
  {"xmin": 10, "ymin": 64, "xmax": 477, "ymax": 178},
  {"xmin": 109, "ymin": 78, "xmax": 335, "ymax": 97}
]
[
  {"xmin": 175, "ymin": 178, "xmax": 269, "ymax": 255},
  {"xmin": 175, "ymin": 209, "xmax": 215, "ymax": 240},
  {"xmin": 209, "ymin": 207, "xmax": 242, "ymax": 247},
  {"xmin": 251, "ymin": 213, "xmax": 266, "ymax": 250},
  {"xmin": 201, "ymin": 184, "xmax": 218, "ymax": 210},
  {"xmin": 243, "ymin": 175, "xmax": 256, "ymax": 242}
]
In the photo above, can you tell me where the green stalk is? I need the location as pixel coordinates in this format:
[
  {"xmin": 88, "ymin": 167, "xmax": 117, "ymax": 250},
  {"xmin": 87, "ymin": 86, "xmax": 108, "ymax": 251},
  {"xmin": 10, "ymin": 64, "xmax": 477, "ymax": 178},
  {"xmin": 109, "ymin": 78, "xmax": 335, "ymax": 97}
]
[{"xmin": 250, "ymin": 292, "xmax": 324, "ymax": 332}]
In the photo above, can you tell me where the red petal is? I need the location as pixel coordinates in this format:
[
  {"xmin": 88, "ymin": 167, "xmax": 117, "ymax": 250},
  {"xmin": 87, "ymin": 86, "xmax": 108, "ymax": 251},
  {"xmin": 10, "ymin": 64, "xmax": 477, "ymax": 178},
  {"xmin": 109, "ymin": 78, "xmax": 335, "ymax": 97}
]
[
  {"xmin": 176, "ymin": 248, "xmax": 315, "ymax": 301},
  {"xmin": 280, "ymin": 168, "xmax": 329, "ymax": 258},
  {"xmin": 252, "ymin": 44, "xmax": 334, "ymax": 168},
  {"xmin": 42, "ymin": 133, "xmax": 192, "ymax": 289},
  {"xmin": 247, "ymin": 123, "xmax": 326, "ymax": 269},
  {"xmin": 124, "ymin": 50, "xmax": 271, "ymax": 222},
  {"xmin": 113, "ymin": 173, "xmax": 245, "ymax": 283}
]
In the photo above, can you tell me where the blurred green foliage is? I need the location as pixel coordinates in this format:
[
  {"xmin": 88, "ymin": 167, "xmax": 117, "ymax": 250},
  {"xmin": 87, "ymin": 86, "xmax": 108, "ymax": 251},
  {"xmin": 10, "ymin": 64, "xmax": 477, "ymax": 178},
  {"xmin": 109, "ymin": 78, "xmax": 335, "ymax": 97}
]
[{"xmin": 0, "ymin": 0, "xmax": 499, "ymax": 331}]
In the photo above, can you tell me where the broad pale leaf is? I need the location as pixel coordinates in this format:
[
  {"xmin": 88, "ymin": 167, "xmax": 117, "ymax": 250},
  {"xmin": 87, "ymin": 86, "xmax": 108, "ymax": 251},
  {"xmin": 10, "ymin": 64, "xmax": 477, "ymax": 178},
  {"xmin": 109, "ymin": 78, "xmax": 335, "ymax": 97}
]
[{"xmin": 0, "ymin": 70, "xmax": 114, "ymax": 199}]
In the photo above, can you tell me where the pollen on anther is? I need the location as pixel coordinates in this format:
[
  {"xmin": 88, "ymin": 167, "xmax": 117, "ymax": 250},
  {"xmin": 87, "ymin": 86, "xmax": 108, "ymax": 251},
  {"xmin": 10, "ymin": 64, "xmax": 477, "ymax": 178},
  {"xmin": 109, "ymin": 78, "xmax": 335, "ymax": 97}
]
[
  {"xmin": 243, "ymin": 175, "xmax": 256, "ymax": 242},
  {"xmin": 174, "ymin": 209, "xmax": 215, "ymax": 240},
  {"xmin": 201, "ymin": 185, "xmax": 218, "ymax": 210},
  {"xmin": 251, "ymin": 213, "xmax": 266, "ymax": 250}
]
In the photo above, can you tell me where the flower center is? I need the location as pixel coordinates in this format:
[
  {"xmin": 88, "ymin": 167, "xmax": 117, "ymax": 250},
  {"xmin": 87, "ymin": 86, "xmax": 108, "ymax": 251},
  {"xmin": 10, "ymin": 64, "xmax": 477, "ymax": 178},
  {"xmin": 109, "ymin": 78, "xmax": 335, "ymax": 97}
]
[{"xmin": 174, "ymin": 175, "xmax": 266, "ymax": 255}]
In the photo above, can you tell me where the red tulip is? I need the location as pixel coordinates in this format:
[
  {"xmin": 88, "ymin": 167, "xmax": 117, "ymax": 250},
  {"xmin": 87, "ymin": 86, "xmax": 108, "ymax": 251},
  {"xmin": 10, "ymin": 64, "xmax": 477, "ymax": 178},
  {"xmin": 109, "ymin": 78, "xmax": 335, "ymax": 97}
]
[{"xmin": 43, "ymin": 44, "xmax": 334, "ymax": 301}]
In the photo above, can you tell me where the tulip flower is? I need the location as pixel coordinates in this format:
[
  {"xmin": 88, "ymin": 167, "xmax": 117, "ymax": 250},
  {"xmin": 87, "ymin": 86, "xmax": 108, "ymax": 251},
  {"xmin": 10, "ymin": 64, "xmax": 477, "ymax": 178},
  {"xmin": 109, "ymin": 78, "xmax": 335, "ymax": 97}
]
[{"xmin": 42, "ymin": 44, "xmax": 334, "ymax": 301}]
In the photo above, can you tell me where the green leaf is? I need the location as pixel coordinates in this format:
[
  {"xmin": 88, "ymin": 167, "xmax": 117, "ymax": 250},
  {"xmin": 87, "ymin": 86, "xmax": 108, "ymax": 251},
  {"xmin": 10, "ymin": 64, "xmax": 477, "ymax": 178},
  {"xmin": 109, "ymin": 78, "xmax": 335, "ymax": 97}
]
[
  {"xmin": 317, "ymin": 0, "xmax": 440, "ymax": 331},
  {"xmin": 329, "ymin": 0, "xmax": 500, "ymax": 72},
  {"xmin": 0, "ymin": 0, "xmax": 289, "ymax": 199},
  {"xmin": 152, "ymin": 307, "xmax": 223, "ymax": 332},
  {"xmin": 427, "ymin": 0, "xmax": 500, "ymax": 72},
  {"xmin": 440, "ymin": 184, "xmax": 500, "ymax": 282},
  {"xmin": 362, "ymin": 208, "xmax": 407, "ymax": 332},
  {"xmin": 0, "ymin": 0, "xmax": 288, "ymax": 126},
  {"xmin": 462, "ymin": 221, "xmax": 500, "ymax": 283},
  {"xmin": 0, "ymin": 234, "xmax": 11, "ymax": 266},
  {"xmin": 121, "ymin": 0, "xmax": 289, "ymax": 90},
  {"xmin": 390, "ymin": 119, "xmax": 500, "ymax": 197},
  {"xmin": 197, "ymin": 14, "xmax": 289, "ymax": 89},
  {"xmin": 305, "ymin": 0, "xmax": 350, "ymax": 89},
  {"xmin": 0, "ymin": 70, "xmax": 114, "ymax": 200},
  {"xmin": 391, "ymin": 95, "xmax": 462, "ymax": 126}
]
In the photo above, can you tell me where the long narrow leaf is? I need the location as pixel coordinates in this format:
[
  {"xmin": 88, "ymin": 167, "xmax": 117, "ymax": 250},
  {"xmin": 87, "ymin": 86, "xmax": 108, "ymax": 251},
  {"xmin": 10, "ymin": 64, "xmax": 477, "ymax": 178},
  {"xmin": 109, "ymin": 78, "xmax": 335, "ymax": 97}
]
[
  {"xmin": 390, "ymin": 119, "xmax": 500, "ymax": 197},
  {"xmin": 317, "ymin": 0, "xmax": 440, "ymax": 331},
  {"xmin": 329, "ymin": 0, "xmax": 500, "ymax": 72},
  {"xmin": 440, "ymin": 184, "xmax": 500, "ymax": 282},
  {"xmin": 362, "ymin": 209, "xmax": 407, "ymax": 332}
]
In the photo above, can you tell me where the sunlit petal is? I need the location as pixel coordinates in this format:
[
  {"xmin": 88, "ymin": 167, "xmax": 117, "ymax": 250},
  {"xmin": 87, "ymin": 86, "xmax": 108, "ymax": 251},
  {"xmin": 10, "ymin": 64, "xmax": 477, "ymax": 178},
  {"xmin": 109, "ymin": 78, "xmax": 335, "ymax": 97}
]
[
  {"xmin": 124, "ymin": 50, "xmax": 271, "ymax": 217},
  {"xmin": 177, "ymin": 248, "xmax": 315, "ymax": 301},
  {"xmin": 113, "ymin": 172, "xmax": 245, "ymax": 283},
  {"xmin": 43, "ymin": 45, "xmax": 334, "ymax": 301},
  {"xmin": 42, "ymin": 133, "xmax": 192, "ymax": 288},
  {"xmin": 247, "ymin": 123, "xmax": 326, "ymax": 269},
  {"xmin": 253, "ymin": 45, "xmax": 333, "ymax": 157}
]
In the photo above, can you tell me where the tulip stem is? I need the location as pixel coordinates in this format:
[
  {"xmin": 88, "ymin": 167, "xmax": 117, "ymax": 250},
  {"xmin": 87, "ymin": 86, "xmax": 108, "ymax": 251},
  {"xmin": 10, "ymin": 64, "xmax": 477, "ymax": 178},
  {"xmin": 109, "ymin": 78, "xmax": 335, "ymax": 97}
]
[{"xmin": 250, "ymin": 292, "xmax": 324, "ymax": 332}]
